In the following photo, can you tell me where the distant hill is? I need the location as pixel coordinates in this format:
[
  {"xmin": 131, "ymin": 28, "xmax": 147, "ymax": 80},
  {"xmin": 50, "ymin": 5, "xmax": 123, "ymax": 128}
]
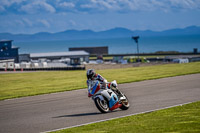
[{"xmin": 0, "ymin": 26, "xmax": 200, "ymax": 42}]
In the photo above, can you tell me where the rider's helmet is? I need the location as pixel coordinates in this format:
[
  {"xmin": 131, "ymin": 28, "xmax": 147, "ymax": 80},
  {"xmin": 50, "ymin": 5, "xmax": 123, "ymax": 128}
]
[{"xmin": 87, "ymin": 69, "xmax": 96, "ymax": 80}]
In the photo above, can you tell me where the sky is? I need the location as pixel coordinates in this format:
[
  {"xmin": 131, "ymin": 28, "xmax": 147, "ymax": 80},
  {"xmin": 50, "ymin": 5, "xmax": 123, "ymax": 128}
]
[{"xmin": 0, "ymin": 0, "xmax": 200, "ymax": 34}]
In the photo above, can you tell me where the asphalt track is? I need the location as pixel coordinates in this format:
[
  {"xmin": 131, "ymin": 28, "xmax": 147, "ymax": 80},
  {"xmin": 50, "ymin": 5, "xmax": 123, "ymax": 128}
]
[{"xmin": 0, "ymin": 74, "xmax": 200, "ymax": 133}]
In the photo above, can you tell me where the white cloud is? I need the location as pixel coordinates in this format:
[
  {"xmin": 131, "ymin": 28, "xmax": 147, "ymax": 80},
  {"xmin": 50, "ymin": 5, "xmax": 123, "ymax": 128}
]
[
  {"xmin": 1, "ymin": 0, "xmax": 200, "ymax": 14},
  {"xmin": 80, "ymin": 0, "xmax": 121, "ymax": 11},
  {"xmin": 0, "ymin": 0, "xmax": 25, "ymax": 13},
  {"xmin": 169, "ymin": 0, "xmax": 200, "ymax": 10},
  {"xmin": 37, "ymin": 19, "xmax": 50, "ymax": 28},
  {"xmin": 59, "ymin": 2, "xmax": 75, "ymax": 8},
  {"xmin": 12, "ymin": 18, "xmax": 33, "ymax": 27},
  {"xmin": 22, "ymin": 18, "xmax": 33, "ymax": 27},
  {"xmin": 1, "ymin": 0, "xmax": 25, "ymax": 7},
  {"xmin": 80, "ymin": 0, "xmax": 200, "ymax": 12},
  {"xmin": 19, "ymin": 1, "xmax": 56, "ymax": 14}
]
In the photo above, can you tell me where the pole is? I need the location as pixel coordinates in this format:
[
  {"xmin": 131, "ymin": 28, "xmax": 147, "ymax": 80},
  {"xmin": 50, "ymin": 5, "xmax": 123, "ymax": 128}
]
[
  {"xmin": 132, "ymin": 36, "xmax": 140, "ymax": 62},
  {"xmin": 136, "ymin": 42, "xmax": 139, "ymax": 61}
]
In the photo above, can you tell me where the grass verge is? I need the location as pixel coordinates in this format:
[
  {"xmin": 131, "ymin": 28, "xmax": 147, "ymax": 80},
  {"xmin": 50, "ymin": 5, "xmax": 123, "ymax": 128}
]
[
  {"xmin": 52, "ymin": 101, "xmax": 200, "ymax": 133},
  {"xmin": 0, "ymin": 62, "xmax": 200, "ymax": 100}
]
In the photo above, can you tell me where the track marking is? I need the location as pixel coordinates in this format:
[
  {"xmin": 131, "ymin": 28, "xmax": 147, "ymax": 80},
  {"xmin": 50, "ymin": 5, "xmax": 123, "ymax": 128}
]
[{"xmin": 42, "ymin": 101, "xmax": 195, "ymax": 133}]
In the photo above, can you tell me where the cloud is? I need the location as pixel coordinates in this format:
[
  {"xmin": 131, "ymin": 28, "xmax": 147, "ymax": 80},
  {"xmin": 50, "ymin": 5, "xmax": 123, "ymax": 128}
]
[
  {"xmin": 37, "ymin": 19, "xmax": 50, "ymax": 28},
  {"xmin": 1, "ymin": 0, "xmax": 200, "ymax": 14},
  {"xmin": 12, "ymin": 18, "xmax": 33, "ymax": 27},
  {"xmin": 8, "ymin": 17, "xmax": 49, "ymax": 28},
  {"xmin": 54, "ymin": 1, "xmax": 76, "ymax": 13},
  {"xmin": 121, "ymin": 0, "xmax": 200, "ymax": 12},
  {"xmin": 59, "ymin": 2, "xmax": 75, "ymax": 8},
  {"xmin": 22, "ymin": 18, "xmax": 33, "ymax": 27},
  {"xmin": 80, "ymin": 0, "xmax": 120, "ymax": 12},
  {"xmin": 19, "ymin": 1, "xmax": 56, "ymax": 14},
  {"xmin": 168, "ymin": 0, "xmax": 200, "ymax": 10},
  {"xmin": 0, "ymin": 0, "xmax": 25, "ymax": 13},
  {"xmin": 77, "ymin": 0, "xmax": 200, "ymax": 13},
  {"xmin": 1, "ymin": 0, "xmax": 25, "ymax": 7}
]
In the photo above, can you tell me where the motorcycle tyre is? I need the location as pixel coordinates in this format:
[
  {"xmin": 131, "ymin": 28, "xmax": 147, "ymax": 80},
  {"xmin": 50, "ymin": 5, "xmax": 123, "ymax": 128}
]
[
  {"xmin": 119, "ymin": 94, "xmax": 130, "ymax": 110},
  {"xmin": 94, "ymin": 97, "xmax": 109, "ymax": 113}
]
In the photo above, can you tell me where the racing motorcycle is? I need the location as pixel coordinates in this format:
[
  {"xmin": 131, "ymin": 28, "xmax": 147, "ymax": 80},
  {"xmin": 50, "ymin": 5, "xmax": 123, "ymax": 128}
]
[{"xmin": 88, "ymin": 80, "xmax": 130, "ymax": 113}]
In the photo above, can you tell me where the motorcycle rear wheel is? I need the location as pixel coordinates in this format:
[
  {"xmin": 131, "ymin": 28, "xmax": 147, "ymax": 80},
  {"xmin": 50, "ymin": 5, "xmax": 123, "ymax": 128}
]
[{"xmin": 94, "ymin": 97, "xmax": 109, "ymax": 113}]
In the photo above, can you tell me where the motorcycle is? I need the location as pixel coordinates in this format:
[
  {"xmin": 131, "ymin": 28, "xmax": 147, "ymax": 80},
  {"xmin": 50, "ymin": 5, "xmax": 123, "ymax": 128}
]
[{"xmin": 88, "ymin": 80, "xmax": 130, "ymax": 113}]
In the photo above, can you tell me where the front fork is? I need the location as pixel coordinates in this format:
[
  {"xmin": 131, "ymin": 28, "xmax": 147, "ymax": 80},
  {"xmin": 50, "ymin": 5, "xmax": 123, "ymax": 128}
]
[{"xmin": 111, "ymin": 88, "xmax": 123, "ymax": 99}]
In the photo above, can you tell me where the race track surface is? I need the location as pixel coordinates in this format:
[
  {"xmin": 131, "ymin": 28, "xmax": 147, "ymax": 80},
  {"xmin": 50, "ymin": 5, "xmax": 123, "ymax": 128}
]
[{"xmin": 0, "ymin": 74, "xmax": 200, "ymax": 133}]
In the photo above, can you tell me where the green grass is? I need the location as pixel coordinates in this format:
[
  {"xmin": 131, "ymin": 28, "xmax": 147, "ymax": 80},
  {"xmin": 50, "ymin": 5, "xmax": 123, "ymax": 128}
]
[
  {"xmin": 90, "ymin": 55, "xmax": 167, "ymax": 60},
  {"xmin": 89, "ymin": 56, "xmax": 113, "ymax": 60},
  {"xmin": 0, "ymin": 62, "xmax": 200, "ymax": 100},
  {"xmin": 124, "ymin": 55, "xmax": 166, "ymax": 59},
  {"xmin": 53, "ymin": 101, "xmax": 200, "ymax": 133}
]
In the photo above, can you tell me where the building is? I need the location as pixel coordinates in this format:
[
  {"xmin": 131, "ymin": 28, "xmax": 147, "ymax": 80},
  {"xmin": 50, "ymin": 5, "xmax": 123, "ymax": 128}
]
[
  {"xmin": 19, "ymin": 54, "xmax": 30, "ymax": 62},
  {"xmin": 0, "ymin": 40, "xmax": 19, "ymax": 62},
  {"xmin": 165, "ymin": 55, "xmax": 200, "ymax": 63},
  {"xmin": 30, "ymin": 51, "xmax": 89, "ymax": 65},
  {"xmin": 0, "ymin": 59, "xmax": 15, "ymax": 69},
  {"xmin": 69, "ymin": 46, "xmax": 108, "ymax": 55}
]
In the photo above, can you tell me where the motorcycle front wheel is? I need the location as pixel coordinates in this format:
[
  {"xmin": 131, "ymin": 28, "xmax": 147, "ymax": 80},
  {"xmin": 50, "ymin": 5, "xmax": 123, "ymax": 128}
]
[
  {"xmin": 119, "ymin": 94, "xmax": 130, "ymax": 110},
  {"xmin": 94, "ymin": 97, "xmax": 109, "ymax": 113}
]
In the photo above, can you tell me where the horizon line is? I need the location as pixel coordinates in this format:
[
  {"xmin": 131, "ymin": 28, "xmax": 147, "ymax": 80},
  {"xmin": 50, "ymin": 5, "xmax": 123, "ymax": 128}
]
[{"xmin": 1, "ymin": 25, "xmax": 199, "ymax": 35}]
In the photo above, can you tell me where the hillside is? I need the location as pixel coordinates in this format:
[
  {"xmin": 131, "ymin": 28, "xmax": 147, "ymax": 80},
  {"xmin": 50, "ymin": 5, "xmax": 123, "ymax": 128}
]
[{"xmin": 0, "ymin": 26, "xmax": 200, "ymax": 42}]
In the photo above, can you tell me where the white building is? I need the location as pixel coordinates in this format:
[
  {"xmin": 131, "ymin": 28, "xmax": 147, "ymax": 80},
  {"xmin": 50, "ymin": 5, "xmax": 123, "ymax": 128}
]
[
  {"xmin": 0, "ymin": 59, "xmax": 15, "ymax": 69},
  {"xmin": 30, "ymin": 51, "xmax": 89, "ymax": 65}
]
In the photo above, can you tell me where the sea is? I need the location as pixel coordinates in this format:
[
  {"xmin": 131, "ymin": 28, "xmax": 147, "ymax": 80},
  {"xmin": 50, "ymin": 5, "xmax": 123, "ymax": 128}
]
[{"xmin": 13, "ymin": 35, "xmax": 200, "ymax": 54}]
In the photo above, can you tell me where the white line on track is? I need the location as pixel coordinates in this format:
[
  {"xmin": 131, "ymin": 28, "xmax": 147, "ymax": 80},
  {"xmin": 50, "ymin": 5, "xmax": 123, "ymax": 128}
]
[{"xmin": 42, "ymin": 101, "xmax": 195, "ymax": 133}]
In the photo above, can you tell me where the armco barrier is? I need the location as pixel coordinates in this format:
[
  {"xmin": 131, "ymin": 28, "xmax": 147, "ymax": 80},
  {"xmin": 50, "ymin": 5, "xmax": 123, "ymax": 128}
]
[{"xmin": 0, "ymin": 66, "xmax": 85, "ymax": 71}]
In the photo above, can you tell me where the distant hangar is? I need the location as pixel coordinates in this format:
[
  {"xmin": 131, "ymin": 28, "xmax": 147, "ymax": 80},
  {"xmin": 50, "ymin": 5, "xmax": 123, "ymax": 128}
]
[
  {"xmin": 69, "ymin": 46, "xmax": 108, "ymax": 55},
  {"xmin": 30, "ymin": 51, "xmax": 89, "ymax": 60},
  {"xmin": 19, "ymin": 51, "xmax": 89, "ymax": 65}
]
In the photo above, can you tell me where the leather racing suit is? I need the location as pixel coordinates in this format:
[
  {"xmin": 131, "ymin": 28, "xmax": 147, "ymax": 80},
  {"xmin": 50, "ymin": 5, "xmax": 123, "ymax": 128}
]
[{"xmin": 87, "ymin": 73, "xmax": 108, "ymax": 90}]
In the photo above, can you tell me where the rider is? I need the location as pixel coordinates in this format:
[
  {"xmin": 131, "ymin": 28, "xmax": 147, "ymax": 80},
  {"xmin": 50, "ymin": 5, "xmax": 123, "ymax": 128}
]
[
  {"xmin": 86, "ymin": 69, "xmax": 107, "ymax": 89},
  {"xmin": 86, "ymin": 69, "xmax": 124, "ymax": 99}
]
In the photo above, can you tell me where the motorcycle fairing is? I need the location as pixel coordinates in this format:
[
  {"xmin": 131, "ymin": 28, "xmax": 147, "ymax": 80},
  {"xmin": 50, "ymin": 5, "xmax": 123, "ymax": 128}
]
[
  {"xmin": 88, "ymin": 81, "xmax": 101, "ymax": 97},
  {"xmin": 110, "ymin": 102, "xmax": 122, "ymax": 111},
  {"xmin": 108, "ymin": 92, "xmax": 119, "ymax": 109},
  {"xmin": 99, "ymin": 89, "xmax": 119, "ymax": 109}
]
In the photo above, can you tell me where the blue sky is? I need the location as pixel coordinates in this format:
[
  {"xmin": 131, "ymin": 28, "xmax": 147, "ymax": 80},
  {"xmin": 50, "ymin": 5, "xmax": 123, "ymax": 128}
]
[{"xmin": 0, "ymin": 0, "xmax": 200, "ymax": 34}]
